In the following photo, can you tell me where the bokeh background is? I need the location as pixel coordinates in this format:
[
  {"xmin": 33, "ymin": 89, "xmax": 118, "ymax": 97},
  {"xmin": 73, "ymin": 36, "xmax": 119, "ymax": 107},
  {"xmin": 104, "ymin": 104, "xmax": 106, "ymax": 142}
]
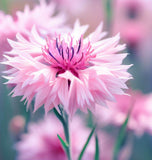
[{"xmin": 0, "ymin": 0, "xmax": 152, "ymax": 160}]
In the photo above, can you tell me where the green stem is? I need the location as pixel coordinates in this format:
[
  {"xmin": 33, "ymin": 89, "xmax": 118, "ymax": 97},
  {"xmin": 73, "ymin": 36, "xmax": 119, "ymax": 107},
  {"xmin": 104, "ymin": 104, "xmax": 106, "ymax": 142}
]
[
  {"xmin": 53, "ymin": 107, "xmax": 71, "ymax": 160},
  {"xmin": 78, "ymin": 126, "xmax": 96, "ymax": 160},
  {"xmin": 95, "ymin": 133, "xmax": 99, "ymax": 160},
  {"xmin": 63, "ymin": 112, "xmax": 70, "ymax": 144},
  {"xmin": 104, "ymin": 0, "xmax": 113, "ymax": 32},
  {"xmin": 53, "ymin": 108, "xmax": 64, "ymax": 122},
  {"xmin": 63, "ymin": 112, "xmax": 71, "ymax": 159},
  {"xmin": 113, "ymin": 112, "xmax": 130, "ymax": 160}
]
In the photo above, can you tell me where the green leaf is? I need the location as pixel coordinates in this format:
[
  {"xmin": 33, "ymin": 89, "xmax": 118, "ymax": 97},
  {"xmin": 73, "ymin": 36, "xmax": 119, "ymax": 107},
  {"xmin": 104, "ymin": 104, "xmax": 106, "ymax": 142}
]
[
  {"xmin": 57, "ymin": 134, "xmax": 69, "ymax": 150},
  {"xmin": 95, "ymin": 134, "xmax": 99, "ymax": 160},
  {"xmin": 78, "ymin": 126, "xmax": 96, "ymax": 160},
  {"xmin": 113, "ymin": 112, "xmax": 130, "ymax": 160}
]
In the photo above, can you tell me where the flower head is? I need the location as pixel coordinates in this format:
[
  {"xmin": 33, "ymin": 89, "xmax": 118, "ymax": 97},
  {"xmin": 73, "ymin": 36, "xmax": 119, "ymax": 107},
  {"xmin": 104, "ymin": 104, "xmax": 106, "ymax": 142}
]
[
  {"xmin": 15, "ymin": 114, "xmax": 94, "ymax": 160},
  {"xmin": 15, "ymin": 0, "xmax": 67, "ymax": 35},
  {"xmin": 95, "ymin": 91, "xmax": 152, "ymax": 135},
  {"xmin": 15, "ymin": 114, "xmax": 131, "ymax": 160},
  {"xmin": 15, "ymin": 115, "xmax": 66, "ymax": 160},
  {"xmin": 0, "ymin": 11, "xmax": 17, "ymax": 58},
  {"xmin": 0, "ymin": 0, "xmax": 68, "ymax": 59},
  {"xmin": 3, "ymin": 20, "xmax": 132, "ymax": 116}
]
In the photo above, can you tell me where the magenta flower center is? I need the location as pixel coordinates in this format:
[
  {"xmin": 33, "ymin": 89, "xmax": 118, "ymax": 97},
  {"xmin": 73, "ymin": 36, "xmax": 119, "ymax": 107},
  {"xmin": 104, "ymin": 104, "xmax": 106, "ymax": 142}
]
[{"xmin": 42, "ymin": 35, "xmax": 94, "ymax": 77}]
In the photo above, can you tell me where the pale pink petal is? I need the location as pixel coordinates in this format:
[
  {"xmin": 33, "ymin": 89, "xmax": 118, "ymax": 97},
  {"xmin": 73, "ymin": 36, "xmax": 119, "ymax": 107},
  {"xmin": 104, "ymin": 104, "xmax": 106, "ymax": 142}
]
[{"xmin": 3, "ymin": 20, "xmax": 131, "ymax": 117}]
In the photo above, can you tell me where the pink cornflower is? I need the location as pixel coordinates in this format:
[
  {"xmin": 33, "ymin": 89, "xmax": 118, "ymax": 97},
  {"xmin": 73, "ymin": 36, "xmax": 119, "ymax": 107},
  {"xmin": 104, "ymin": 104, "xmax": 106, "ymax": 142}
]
[
  {"xmin": 0, "ymin": 0, "xmax": 67, "ymax": 58},
  {"xmin": 15, "ymin": 114, "xmax": 131, "ymax": 160},
  {"xmin": 53, "ymin": 0, "xmax": 88, "ymax": 15},
  {"xmin": 98, "ymin": 131, "xmax": 131, "ymax": 160},
  {"xmin": 3, "ymin": 20, "xmax": 132, "ymax": 116},
  {"xmin": 0, "ymin": 11, "xmax": 17, "ymax": 59},
  {"xmin": 15, "ymin": 0, "xmax": 67, "ymax": 36},
  {"xmin": 95, "ymin": 91, "xmax": 152, "ymax": 135},
  {"xmin": 112, "ymin": 0, "xmax": 152, "ymax": 49},
  {"xmin": 53, "ymin": 0, "xmax": 104, "ymax": 35},
  {"xmin": 15, "ymin": 115, "xmax": 66, "ymax": 160},
  {"xmin": 15, "ymin": 114, "xmax": 94, "ymax": 160}
]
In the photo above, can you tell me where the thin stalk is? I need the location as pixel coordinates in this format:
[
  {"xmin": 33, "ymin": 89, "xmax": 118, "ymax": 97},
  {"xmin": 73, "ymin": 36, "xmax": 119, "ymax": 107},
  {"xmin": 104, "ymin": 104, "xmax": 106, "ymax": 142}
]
[
  {"xmin": 53, "ymin": 107, "xmax": 71, "ymax": 160},
  {"xmin": 63, "ymin": 112, "xmax": 71, "ymax": 160},
  {"xmin": 95, "ymin": 133, "xmax": 99, "ymax": 160},
  {"xmin": 104, "ymin": 0, "xmax": 113, "ymax": 32},
  {"xmin": 78, "ymin": 126, "xmax": 96, "ymax": 160},
  {"xmin": 113, "ymin": 108, "xmax": 132, "ymax": 160},
  {"xmin": 63, "ymin": 111, "xmax": 70, "ymax": 144}
]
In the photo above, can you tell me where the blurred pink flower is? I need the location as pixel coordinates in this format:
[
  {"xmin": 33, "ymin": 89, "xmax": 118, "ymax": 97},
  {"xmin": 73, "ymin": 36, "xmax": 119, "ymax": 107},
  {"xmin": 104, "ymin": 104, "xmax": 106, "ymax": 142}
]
[
  {"xmin": 112, "ymin": 0, "xmax": 152, "ymax": 48},
  {"xmin": 54, "ymin": 0, "xmax": 88, "ymax": 15},
  {"xmin": 118, "ymin": 22, "xmax": 145, "ymax": 48},
  {"xmin": 9, "ymin": 115, "xmax": 25, "ymax": 136},
  {"xmin": 54, "ymin": 0, "xmax": 104, "ymax": 34},
  {"xmin": 15, "ymin": 0, "xmax": 67, "ymax": 36},
  {"xmin": 0, "ymin": 0, "xmax": 67, "ymax": 59},
  {"xmin": 15, "ymin": 115, "xmax": 94, "ymax": 160},
  {"xmin": 3, "ymin": 20, "xmax": 131, "ymax": 116},
  {"xmin": 15, "ymin": 114, "xmax": 131, "ymax": 160},
  {"xmin": 98, "ymin": 131, "xmax": 131, "ymax": 160},
  {"xmin": 15, "ymin": 115, "xmax": 66, "ymax": 160},
  {"xmin": 95, "ymin": 91, "xmax": 152, "ymax": 135},
  {"xmin": 0, "ymin": 11, "xmax": 17, "ymax": 59},
  {"xmin": 112, "ymin": 0, "xmax": 152, "ymax": 81}
]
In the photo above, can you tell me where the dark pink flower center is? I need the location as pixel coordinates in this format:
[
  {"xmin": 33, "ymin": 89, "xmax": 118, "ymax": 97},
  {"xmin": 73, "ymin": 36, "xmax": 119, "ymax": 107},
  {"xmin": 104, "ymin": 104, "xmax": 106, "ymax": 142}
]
[{"xmin": 42, "ymin": 35, "xmax": 94, "ymax": 77}]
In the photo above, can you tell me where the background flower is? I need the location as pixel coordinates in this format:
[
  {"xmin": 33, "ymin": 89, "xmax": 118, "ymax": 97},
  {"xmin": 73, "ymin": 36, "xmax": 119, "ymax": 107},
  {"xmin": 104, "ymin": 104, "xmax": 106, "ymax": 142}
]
[
  {"xmin": 112, "ymin": 0, "xmax": 152, "ymax": 92},
  {"xmin": 0, "ymin": 0, "xmax": 68, "ymax": 59},
  {"xmin": 0, "ymin": 11, "xmax": 16, "ymax": 59},
  {"xmin": 14, "ymin": 0, "xmax": 67, "ymax": 36},
  {"xmin": 15, "ymin": 115, "xmax": 66, "ymax": 160},
  {"xmin": 53, "ymin": 0, "xmax": 104, "ymax": 33},
  {"xmin": 15, "ymin": 114, "xmax": 95, "ymax": 160},
  {"xmin": 95, "ymin": 90, "xmax": 152, "ymax": 136},
  {"xmin": 16, "ymin": 114, "xmax": 131, "ymax": 160}
]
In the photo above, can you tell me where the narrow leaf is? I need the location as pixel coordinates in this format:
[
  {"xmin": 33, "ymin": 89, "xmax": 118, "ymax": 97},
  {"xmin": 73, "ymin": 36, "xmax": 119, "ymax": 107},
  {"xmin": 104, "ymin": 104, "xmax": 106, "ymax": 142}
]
[
  {"xmin": 113, "ymin": 112, "xmax": 130, "ymax": 160},
  {"xmin": 95, "ymin": 134, "xmax": 99, "ymax": 160},
  {"xmin": 78, "ymin": 126, "xmax": 96, "ymax": 160},
  {"xmin": 57, "ymin": 134, "xmax": 69, "ymax": 150}
]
